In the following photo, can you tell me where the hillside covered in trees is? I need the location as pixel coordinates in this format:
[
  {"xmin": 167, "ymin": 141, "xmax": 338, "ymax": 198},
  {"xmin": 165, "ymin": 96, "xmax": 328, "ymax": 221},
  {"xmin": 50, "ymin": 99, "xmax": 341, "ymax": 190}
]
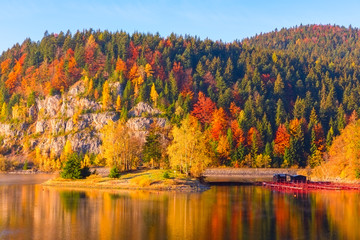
[{"xmin": 0, "ymin": 24, "xmax": 360, "ymax": 175}]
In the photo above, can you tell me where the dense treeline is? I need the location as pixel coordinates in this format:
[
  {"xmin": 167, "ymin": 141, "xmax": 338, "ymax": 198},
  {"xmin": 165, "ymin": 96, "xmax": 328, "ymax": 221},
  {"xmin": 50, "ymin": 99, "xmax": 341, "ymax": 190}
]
[{"xmin": 0, "ymin": 24, "xmax": 359, "ymax": 172}]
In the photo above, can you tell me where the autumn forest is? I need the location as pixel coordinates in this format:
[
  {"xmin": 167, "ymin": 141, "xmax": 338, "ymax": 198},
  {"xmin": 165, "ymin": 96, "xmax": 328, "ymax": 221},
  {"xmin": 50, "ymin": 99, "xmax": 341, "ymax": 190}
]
[{"xmin": 1, "ymin": 24, "xmax": 360, "ymax": 178}]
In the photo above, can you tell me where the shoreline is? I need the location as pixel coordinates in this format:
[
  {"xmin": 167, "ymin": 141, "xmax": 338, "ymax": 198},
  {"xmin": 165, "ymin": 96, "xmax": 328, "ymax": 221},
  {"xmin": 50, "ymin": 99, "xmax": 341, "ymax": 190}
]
[
  {"xmin": 42, "ymin": 169, "xmax": 210, "ymax": 192},
  {"xmin": 3, "ymin": 167, "xmax": 360, "ymax": 186},
  {"xmin": 43, "ymin": 179, "xmax": 209, "ymax": 192},
  {"xmin": 1, "ymin": 170, "xmax": 55, "ymax": 175}
]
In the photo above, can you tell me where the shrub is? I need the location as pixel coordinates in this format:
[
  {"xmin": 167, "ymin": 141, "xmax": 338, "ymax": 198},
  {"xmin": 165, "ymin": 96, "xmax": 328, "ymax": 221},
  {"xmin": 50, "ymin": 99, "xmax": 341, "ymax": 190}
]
[
  {"xmin": 0, "ymin": 156, "xmax": 10, "ymax": 172},
  {"xmin": 355, "ymin": 168, "xmax": 360, "ymax": 179},
  {"xmin": 61, "ymin": 153, "xmax": 90, "ymax": 179},
  {"xmin": 109, "ymin": 166, "xmax": 121, "ymax": 178},
  {"xmin": 23, "ymin": 160, "xmax": 28, "ymax": 170},
  {"xmin": 81, "ymin": 166, "xmax": 91, "ymax": 178},
  {"xmin": 138, "ymin": 177, "xmax": 152, "ymax": 187},
  {"xmin": 163, "ymin": 171, "xmax": 170, "ymax": 179}
]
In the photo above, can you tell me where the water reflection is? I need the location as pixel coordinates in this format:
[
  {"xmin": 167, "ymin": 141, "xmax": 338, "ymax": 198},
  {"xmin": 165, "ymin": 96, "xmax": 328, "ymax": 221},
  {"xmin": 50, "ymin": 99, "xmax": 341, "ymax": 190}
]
[{"xmin": 0, "ymin": 180, "xmax": 360, "ymax": 240}]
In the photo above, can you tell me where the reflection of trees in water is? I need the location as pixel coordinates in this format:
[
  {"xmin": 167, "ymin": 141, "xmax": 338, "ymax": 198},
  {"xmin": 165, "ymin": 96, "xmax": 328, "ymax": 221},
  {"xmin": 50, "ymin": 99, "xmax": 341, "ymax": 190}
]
[
  {"xmin": 59, "ymin": 191, "xmax": 86, "ymax": 213},
  {"xmin": 1, "ymin": 184, "xmax": 360, "ymax": 240}
]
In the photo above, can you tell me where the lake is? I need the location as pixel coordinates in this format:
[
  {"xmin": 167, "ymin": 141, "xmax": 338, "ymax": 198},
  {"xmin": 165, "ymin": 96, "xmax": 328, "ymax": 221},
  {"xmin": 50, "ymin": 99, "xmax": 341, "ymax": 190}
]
[{"xmin": 0, "ymin": 174, "xmax": 359, "ymax": 240}]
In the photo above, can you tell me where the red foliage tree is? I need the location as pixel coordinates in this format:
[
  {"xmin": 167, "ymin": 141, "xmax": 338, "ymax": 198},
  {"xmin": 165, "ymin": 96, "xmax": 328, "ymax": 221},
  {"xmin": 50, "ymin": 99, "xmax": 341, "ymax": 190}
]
[
  {"xmin": 229, "ymin": 102, "xmax": 241, "ymax": 119},
  {"xmin": 247, "ymin": 127, "xmax": 263, "ymax": 149},
  {"xmin": 191, "ymin": 91, "xmax": 217, "ymax": 125},
  {"xmin": 210, "ymin": 107, "xmax": 227, "ymax": 140},
  {"xmin": 84, "ymin": 35, "xmax": 105, "ymax": 77},
  {"xmin": 51, "ymin": 58, "xmax": 67, "ymax": 91},
  {"xmin": 230, "ymin": 120, "xmax": 245, "ymax": 147},
  {"xmin": 274, "ymin": 124, "xmax": 290, "ymax": 156},
  {"xmin": 1, "ymin": 59, "xmax": 11, "ymax": 74},
  {"xmin": 5, "ymin": 54, "xmax": 26, "ymax": 93},
  {"xmin": 314, "ymin": 123, "xmax": 325, "ymax": 152},
  {"xmin": 115, "ymin": 58, "xmax": 127, "ymax": 74},
  {"xmin": 65, "ymin": 48, "xmax": 81, "ymax": 84},
  {"xmin": 21, "ymin": 66, "xmax": 38, "ymax": 96}
]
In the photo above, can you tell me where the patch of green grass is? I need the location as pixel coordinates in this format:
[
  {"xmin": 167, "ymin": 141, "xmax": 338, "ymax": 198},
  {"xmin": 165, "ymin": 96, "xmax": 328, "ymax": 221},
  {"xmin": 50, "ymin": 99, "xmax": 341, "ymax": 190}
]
[
  {"xmin": 127, "ymin": 169, "xmax": 183, "ymax": 187},
  {"xmin": 46, "ymin": 169, "xmax": 192, "ymax": 190}
]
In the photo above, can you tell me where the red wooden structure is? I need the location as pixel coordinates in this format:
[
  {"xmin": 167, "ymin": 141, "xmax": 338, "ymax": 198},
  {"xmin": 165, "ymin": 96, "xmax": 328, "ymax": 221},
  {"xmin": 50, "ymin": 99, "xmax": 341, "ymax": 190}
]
[{"xmin": 263, "ymin": 181, "xmax": 360, "ymax": 191}]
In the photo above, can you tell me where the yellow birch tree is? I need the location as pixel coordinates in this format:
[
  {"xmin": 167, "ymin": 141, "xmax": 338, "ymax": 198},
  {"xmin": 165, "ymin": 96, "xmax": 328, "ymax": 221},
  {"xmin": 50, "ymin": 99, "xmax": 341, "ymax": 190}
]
[
  {"xmin": 150, "ymin": 83, "xmax": 159, "ymax": 106},
  {"xmin": 115, "ymin": 95, "xmax": 121, "ymax": 112},
  {"xmin": 167, "ymin": 115, "xmax": 212, "ymax": 177},
  {"xmin": 100, "ymin": 120, "xmax": 142, "ymax": 171},
  {"xmin": 102, "ymin": 80, "xmax": 111, "ymax": 110}
]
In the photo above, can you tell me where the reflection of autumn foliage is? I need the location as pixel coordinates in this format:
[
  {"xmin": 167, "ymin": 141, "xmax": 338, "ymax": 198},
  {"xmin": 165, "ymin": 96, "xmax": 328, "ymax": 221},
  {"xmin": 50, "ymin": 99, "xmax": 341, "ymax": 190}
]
[{"xmin": 1, "ymin": 185, "xmax": 360, "ymax": 239}]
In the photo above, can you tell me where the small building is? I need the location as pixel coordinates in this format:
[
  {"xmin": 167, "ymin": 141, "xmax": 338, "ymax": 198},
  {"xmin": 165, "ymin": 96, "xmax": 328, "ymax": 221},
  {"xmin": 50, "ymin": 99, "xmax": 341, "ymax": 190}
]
[
  {"xmin": 290, "ymin": 175, "xmax": 307, "ymax": 183},
  {"xmin": 273, "ymin": 174, "xmax": 288, "ymax": 182},
  {"xmin": 273, "ymin": 174, "xmax": 307, "ymax": 183}
]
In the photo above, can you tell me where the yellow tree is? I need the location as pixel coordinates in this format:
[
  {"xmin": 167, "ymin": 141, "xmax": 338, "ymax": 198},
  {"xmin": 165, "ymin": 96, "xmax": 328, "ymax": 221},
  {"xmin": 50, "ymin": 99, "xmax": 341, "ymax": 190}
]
[
  {"xmin": 133, "ymin": 75, "xmax": 144, "ymax": 97},
  {"xmin": 0, "ymin": 103, "xmax": 6, "ymax": 119},
  {"xmin": 102, "ymin": 80, "xmax": 111, "ymax": 110},
  {"xmin": 314, "ymin": 120, "xmax": 360, "ymax": 180},
  {"xmin": 64, "ymin": 140, "xmax": 73, "ymax": 156},
  {"xmin": 82, "ymin": 154, "xmax": 91, "ymax": 168},
  {"xmin": 150, "ymin": 83, "xmax": 159, "ymax": 106},
  {"xmin": 115, "ymin": 95, "xmax": 121, "ymax": 112},
  {"xmin": 217, "ymin": 134, "xmax": 230, "ymax": 165},
  {"xmin": 12, "ymin": 104, "xmax": 26, "ymax": 120},
  {"xmin": 100, "ymin": 120, "xmax": 142, "ymax": 171},
  {"xmin": 87, "ymin": 78, "xmax": 94, "ymax": 97},
  {"xmin": 167, "ymin": 115, "xmax": 212, "ymax": 177},
  {"xmin": 145, "ymin": 63, "xmax": 154, "ymax": 77}
]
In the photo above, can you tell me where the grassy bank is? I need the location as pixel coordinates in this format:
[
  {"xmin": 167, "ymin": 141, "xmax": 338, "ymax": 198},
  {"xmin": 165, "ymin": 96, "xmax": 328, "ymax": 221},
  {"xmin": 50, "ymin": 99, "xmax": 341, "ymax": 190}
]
[{"xmin": 43, "ymin": 169, "xmax": 209, "ymax": 192}]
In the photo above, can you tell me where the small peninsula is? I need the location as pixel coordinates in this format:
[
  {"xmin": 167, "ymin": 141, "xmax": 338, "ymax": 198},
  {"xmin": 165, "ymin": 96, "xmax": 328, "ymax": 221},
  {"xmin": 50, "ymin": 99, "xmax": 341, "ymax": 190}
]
[{"xmin": 43, "ymin": 169, "xmax": 210, "ymax": 192}]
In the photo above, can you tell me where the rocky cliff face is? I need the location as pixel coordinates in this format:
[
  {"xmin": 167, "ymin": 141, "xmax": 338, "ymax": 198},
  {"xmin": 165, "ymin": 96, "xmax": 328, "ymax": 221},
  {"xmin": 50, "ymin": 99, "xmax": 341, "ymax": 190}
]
[{"xmin": 0, "ymin": 81, "xmax": 167, "ymax": 157}]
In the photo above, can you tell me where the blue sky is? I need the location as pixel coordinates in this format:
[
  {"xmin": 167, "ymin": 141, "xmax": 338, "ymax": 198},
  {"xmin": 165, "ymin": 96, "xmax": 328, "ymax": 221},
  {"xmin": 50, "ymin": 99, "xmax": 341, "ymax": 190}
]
[{"xmin": 0, "ymin": 0, "xmax": 359, "ymax": 53}]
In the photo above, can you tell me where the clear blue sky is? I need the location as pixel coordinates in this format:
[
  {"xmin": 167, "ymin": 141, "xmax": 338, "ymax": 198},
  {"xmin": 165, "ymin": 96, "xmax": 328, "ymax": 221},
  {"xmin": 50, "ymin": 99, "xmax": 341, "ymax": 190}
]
[{"xmin": 1, "ymin": 0, "xmax": 359, "ymax": 53}]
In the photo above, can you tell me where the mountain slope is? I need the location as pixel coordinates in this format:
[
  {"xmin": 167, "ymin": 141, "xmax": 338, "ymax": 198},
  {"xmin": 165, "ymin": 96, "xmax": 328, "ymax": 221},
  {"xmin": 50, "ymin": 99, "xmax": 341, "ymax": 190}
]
[{"xmin": 0, "ymin": 25, "xmax": 359, "ymax": 169}]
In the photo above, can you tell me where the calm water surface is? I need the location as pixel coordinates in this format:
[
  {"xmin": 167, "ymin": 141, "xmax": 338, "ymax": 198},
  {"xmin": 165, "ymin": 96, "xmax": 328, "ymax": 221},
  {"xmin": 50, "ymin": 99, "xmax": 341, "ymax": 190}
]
[{"xmin": 0, "ymin": 174, "xmax": 359, "ymax": 240}]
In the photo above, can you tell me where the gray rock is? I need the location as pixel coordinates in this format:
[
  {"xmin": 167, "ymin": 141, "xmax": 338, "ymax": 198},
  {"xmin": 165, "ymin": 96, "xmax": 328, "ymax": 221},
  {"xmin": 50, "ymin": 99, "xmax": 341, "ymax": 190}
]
[
  {"xmin": 126, "ymin": 117, "xmax": 166, "ymax": 130},
  {"xmin": 35, "ymin": 121, "xmax": 47, "ymax": 134},
  {"xmin": 36, "ymin": 95, "xmax": 61, "ymax": 118},
  {"xmin": 69, "ymin": 132, "xmax": 102, "ymax": 154},
  {"xmin": 0, "ymin": 123, "xmax": 14, "ymax": 136},
  {"xmin": 126, "ymin": 117, "xmax": 167, "ymax": 143},
  {"xmin": 110, "ymin": 82, "xmax": 122, "ymax": 96},
  {"xmin": 37, "ymin": 136, "xmax": 66, "ymax": 156},
  {"xmin": 68, "ymin": 80, "xmax": 85, "ymax": 97},
  {"xmin": 90, "ymin": 112, "xmax": 119, "ymax": 130},
  {"xmin": 128, "ymin": 102, "xmax": 162, "ymax": 117},
  {"xmin": 49, "ymin": 119, "xmax": 66, "ymax": 135},
  {"xmin": 65, "ymin": 119, "xmax": 74, "ymax": 132},
  {"xmin": 28, "ymin": 105, "xmax": 37, "ymax": 120}
]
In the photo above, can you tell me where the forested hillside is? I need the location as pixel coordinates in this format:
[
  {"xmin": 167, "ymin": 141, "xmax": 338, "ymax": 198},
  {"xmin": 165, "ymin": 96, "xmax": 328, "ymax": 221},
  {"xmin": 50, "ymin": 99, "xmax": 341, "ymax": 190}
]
[{"xmin": 0, "ymin": 24, "xmax": 359, "ymax": 172}]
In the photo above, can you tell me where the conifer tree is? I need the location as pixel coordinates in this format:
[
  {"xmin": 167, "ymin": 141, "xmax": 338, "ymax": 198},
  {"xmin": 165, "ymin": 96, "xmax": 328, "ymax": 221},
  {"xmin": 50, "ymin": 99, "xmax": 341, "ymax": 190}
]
[
  {"xmin": 274, "ymin": 74, "xmax": 284, "ymax": 96},
  {"xmin": 275, "ymin": 99, "xmax": 286, "ymax": 127}
]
